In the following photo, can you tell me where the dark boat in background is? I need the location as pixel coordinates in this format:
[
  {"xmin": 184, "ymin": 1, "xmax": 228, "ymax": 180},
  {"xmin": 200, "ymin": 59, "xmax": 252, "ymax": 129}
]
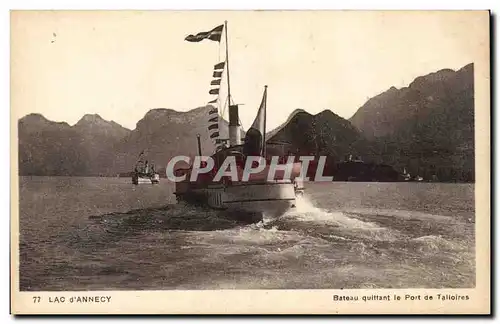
[{"xmin": 333, "ymin": 155, "xmax": 401, "ymax": 182}]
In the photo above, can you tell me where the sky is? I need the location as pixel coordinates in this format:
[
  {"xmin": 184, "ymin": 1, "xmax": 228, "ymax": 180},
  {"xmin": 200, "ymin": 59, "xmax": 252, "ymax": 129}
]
[{"xmin": 11, "ymin": 10, "xmax": 488, "ymax": 131}]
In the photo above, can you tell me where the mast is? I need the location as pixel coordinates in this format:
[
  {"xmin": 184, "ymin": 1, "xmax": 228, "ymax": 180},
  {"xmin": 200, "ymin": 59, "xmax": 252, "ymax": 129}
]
[
  {"xmin": 224, "ymin": 20, "xmax": 231, "ymax": 106},
  {"xmin": 262, "ymin": 85, "xmax": 267, "ymax": 157},
  {"xmin": 196, "ymin": 134, "xmax": 202, "ymax": 156},
  {"xmin": 225, "ymin": 20, "xmax": 241, "ymax": 146}
]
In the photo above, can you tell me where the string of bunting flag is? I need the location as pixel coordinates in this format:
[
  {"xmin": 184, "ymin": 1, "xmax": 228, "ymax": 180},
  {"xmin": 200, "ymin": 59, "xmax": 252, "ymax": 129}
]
[
  {"xmin": 207, "ymin": 61, "xmax": 226, "ymax": 149},
  {"xmin": 185, "ymin": 23, "xmax": 227, "ymax": 151}
]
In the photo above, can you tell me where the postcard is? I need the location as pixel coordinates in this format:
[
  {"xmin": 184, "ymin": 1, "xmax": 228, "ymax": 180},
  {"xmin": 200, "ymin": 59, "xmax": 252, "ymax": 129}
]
[{"xmin": 10, "ymin": 10, "xmax": 490, "ymax": 315}]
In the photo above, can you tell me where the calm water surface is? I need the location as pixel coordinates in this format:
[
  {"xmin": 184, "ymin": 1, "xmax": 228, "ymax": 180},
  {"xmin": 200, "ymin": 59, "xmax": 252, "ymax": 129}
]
[{"xmin": 19, "ymin": 176, "xmax": 475, "ymax": 290}]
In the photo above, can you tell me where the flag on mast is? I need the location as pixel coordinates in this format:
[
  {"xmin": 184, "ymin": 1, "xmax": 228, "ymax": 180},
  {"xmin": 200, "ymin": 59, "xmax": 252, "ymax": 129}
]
[
  {"xmin": 250, "ymin": 86, "xmax": 267, "ymax": 138},
  {"xmin": 185, "ymin": 24, "xmax": 224, "ymax": 42},
  {"xmin": 243, "ymin": 86, "xmax": 267, "ymax": 156},
  {"xmin": 184, "ymin": 23, "xmax": 225, "ymax": 148}
]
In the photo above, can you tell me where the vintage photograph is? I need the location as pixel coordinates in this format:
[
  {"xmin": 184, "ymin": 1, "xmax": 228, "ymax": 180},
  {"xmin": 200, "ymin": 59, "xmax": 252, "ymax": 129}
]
[{"xmin": 10, "ymin": 10, "xmax": 490, "ymax": 314}]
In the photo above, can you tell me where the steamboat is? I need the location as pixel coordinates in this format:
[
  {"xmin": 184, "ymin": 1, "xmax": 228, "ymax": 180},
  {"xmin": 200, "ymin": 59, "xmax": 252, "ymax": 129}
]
[
  {"xmin": 132, "ymin": 151, "xmax": 160, "ymax": 185},
  {"xmin": 174, "ymin": 21, "xmax": 305, "ymax": 219}
]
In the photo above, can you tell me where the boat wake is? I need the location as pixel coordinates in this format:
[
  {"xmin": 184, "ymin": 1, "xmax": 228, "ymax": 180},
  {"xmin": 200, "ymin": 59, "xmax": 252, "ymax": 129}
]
[
  {"xmin": 32, "ymin": 190, "xmax": 474, "ymax": 291},
  {"xmin": 73, "ymin": 193, "xmax": 471, "ymax": 253}
]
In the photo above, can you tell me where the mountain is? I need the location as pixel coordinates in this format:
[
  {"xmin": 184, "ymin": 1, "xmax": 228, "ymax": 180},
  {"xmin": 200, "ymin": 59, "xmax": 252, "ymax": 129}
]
[
  {"xmin": 349, "ymin": 63, "xmax": 474, "ymax": 181},
  {"xmin": 269, "ymin": 109, "xmax": 376, "ymax": 162},
  {"xmin": 18, "ymin": 113, "xmax": 131, "ymax": 176},
  {"xmin": 72, "ymin": 114, "xmax": 131, "ymax": 175},
  {"xmin": 18, "ymin": 106, "xmax": 241, "ymax": 176},
  {"xmin": 265, "ymin": 109, "xmax": 307, "ymax": 139},
  {"xmin": 108, "ymin": 106, "xmax": 236, "ymax": 175},
  {"xmin": 18, "ymin": 63, "xmax": 475, "ymax": 182},
  {"xmin": 73, "ymin": 114, "xmax": 130, "ymax": 140}
]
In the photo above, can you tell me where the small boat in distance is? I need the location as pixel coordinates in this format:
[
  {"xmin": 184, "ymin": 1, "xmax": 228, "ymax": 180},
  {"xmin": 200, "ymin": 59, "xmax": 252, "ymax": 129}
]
[{"xmin": 132, "ymin": 150, "xmax": 160, "ymax": 185}]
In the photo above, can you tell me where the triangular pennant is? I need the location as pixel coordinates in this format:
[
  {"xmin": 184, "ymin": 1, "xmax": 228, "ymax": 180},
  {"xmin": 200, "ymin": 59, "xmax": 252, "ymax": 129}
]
[
  {"xmin": 250, "ymin": 86, "xmax": 267, "ymax": 132},
  {"xmin": 209, "ymin": 108, "xmax": 218, "ymax": 115},
  {"xmin": 214, "ymin": 62, "xmax": 225, "ymax": 70},
  {"xmin": 243, "ymin": 86, "xmax": 267, "ymax": 156},
  {"xmin": 210, "ymin": 79, "xmax": 221, "ymax": 86},
  {"xmin": 208, "ymin": 116, "xmax": 218, "ymax": 123},
  {"xmin": 213, "ymin": 71, "xmax": 222, "ymax": 78},
  {"xmin": 210, "ymin": 132, "xmax": 220, "ymax": 139},
  {"xmin": 208, "ymin": 123, "xmax": 219, "ymax": 131},
  {"xmin": 209, "ymin": 88, "xmax": 219, "ymax": 95},
  {"xmin": 208, "ymin": 99, "xmax": 217, "ymax": 104}
]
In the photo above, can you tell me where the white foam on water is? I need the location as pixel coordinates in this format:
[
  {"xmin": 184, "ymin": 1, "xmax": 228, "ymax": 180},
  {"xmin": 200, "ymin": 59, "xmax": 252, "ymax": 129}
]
[
  {"xmin": 256, "ymin": 215, "xmax": 277, "ymax": 227},
  {"xmin": 286, "ymin": 195, "xmax": 382, "ymax": 230},
  {"xmin": 346, "ymin": 208, "xmax": 455, "ymax": 223},
  {"xmin": 279, "ymin": 195, "xmax": 406, "ymax": 242},
  {"xmin": 188, "ymin": 222, "xmax": 300, "ymax": 250},
  {"xmin": 293, "ymin": 194, "xmax": 324, "ymax": 214},
  {"xmin": 410, "ymin": 235, "xmax": 468, "ymax": 253},
  {"xmin": 227, "ymin": 225, "xmax": 296, "ymax": 245}
]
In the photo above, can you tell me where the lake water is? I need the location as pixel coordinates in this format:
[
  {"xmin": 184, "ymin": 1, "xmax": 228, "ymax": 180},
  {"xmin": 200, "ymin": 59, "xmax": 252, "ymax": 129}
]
[{"xmin": 18, "ymin": 176, "xmax": 475, "ymax": 291}]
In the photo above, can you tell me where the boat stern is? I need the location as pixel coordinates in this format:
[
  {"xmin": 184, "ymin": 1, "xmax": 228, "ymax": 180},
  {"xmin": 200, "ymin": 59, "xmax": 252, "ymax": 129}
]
[{"xmin": 222, "ymin": 180, "xmax": 297, "ymax": 218}]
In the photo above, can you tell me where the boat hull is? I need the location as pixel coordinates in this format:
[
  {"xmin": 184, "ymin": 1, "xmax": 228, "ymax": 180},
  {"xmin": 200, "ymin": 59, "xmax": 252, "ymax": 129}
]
[
  {"xmin": 175, "ymin": 180, "xmax": 302, "ymax": 219},
  {"xmin": 132, "ymin": 173, "xmax": 160, "ymax": 185}
]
